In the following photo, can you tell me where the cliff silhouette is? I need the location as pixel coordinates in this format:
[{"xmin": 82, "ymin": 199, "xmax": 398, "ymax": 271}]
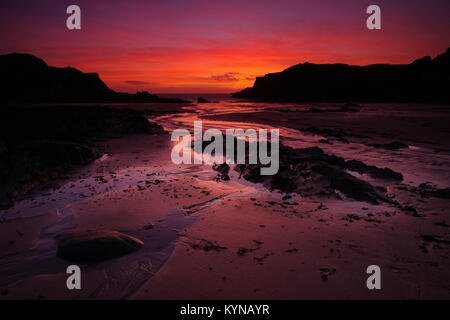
[
  {"xmin": 0, "ymin": 105, "xmax": 166, "ymax": 209},
  {"xmin": 233, "ymin": 48, "xmax": 450, "ymax": 102},
  {"xmin": 0, "ymin": 53, "xmax": 186, "ymax": 103}
]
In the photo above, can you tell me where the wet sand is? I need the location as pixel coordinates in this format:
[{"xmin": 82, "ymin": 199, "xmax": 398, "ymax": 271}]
[{"xmin": 1, "ymin": 101, "xmax": 449, "ymax": 299}]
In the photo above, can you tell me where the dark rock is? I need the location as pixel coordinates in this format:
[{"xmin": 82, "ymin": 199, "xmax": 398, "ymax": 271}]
[
  {"xmin": 212, "ymin": 162, "xmax": 230, "ymax": 175},
  {"xmin": 345, "ymin": 159, "xmax": 403, "ymax": 181},
  {"xmin": 365, "ymin": 141, "xmax": 408, "ymax": 150},
  {"xmin": 0, "ymin": 105, "xmax": 165, "ymax": 209},
  {"xmin": 343, "ymin": 214, "xmax": 362, "ymax": 222},
  {"xmin": 33, "ymin": 141, "xmax": 96, "ymax": 167},
  {"xmin": 0, "ymin": 141, "xmax": 96, "ymax": 210},
  {"xmin": 235, "ymin": 144, "xmax": 394, "ymax": 204},
  {"xmin": 401, "ymin": 205, "xmax": 420, "ymax": 217},
  {"xmin": 312, "ymin": 165, "xmax": 388, "ymax": 204},
  {"xmin": 0, "ymin": 53, "xmax": 188, "ymax": 103},
  {"xmin": 197, "ymin": 97, "xmax": 211, "ymax": 103},
  {"xmin": 319, "ymin": 267, "xmax": 336, "ymax": 281},
  {"xmin": 190, "ymin": 239, "xmax": 227, "ymax": 252},
  {"xmin": 364, "ymin": 218, "xmax": 383, "ymax": 223},
  {"xmin": 434, "ymin": 188, "xmax": 450, "ymax": 199},
  {"xmin": 218, "ymin": 174, "xmax": 230, "ymax": 181},
  {"xmin": 237, "ymin": 247, "xmax": 257, "ymax": 256},
  {"xmin": 0, "ymin": 105, "xmax": 165, "ymax": 143},
  {"xmin": 233, "ymin": 48, "xmax": 450, "ymax": 103},
  {"xmin": 416, "ymin": 182, "xmax": 450, "ymax": 199},
  {"xmin": 213, "ymin": 162, "xmax": 231, "ymax": 181},
  {"xmin": 144, "ymin": 223, "xmax": 155, "ymax": 230},
  {"xmin": 56, "ymin": 229, "xmax": 144, "ymax": 263}
]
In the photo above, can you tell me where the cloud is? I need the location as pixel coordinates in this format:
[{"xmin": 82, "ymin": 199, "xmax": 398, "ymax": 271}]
[
  {"xmin": 210, "ymin": 72, "xmax": 240, "ymax": 82},
  {"xmin": 124, "ymin": 80, "xmax": 151, "ymax": 85}
]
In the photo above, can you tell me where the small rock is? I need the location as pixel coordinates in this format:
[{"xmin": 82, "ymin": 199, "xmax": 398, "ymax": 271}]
[{"xmin": 56, "ymin": 229, "xmax": 144, "ymax": 263}]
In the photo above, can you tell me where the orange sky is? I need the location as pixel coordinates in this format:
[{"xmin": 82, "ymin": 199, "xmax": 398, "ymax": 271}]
[{"xmin": 1, "ymin": 0, "xmax": 449, "ymax": 93}]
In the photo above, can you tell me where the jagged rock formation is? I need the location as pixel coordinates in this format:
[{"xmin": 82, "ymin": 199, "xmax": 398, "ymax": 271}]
[
  {"xmin": 0, "ymin": 105, "xmax": 165, "ymax": 210},
  {"xmin": 233, "ymin": 48, "xmax": 450, "ymax": 102},
  {"xmin": 0, "ymin": 53, "xmax": 187, "ymax": 103}
]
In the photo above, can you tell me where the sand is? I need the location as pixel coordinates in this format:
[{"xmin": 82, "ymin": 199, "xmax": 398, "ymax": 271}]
[{"xmin": 1, "ymin": 101, "xmax": 449, "ymax": 299}]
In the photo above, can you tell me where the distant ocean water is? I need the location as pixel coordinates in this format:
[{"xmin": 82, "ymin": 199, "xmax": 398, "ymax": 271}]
[{"xmin": 156, "ymin": 93, "xmax": 234, "ymax": 102}]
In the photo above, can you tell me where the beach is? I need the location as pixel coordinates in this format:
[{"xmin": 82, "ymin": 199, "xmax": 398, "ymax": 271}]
[{"xmin": 1, "ymin": 100, "xmax": 449, "ymax": 299}]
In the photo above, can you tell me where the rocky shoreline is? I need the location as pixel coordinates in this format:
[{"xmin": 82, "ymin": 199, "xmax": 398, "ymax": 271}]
[{"xmin": 0, "ymin": 105, "xmax": 166, "ymax": 210}]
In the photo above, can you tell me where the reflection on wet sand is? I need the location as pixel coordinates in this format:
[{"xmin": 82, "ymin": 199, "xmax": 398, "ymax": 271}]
[{"xmin": 1, "ymin": 101, "xmax": 449, "ymax": 299}]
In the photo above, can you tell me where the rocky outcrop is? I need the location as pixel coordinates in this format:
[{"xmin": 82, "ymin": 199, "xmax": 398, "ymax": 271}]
[
  {"xmin": 212, "ymin": 162, "xmax": 231, "ymax": 181},
  {"xmin": 233, "ymin": 48, "xmax": 450, "ymax": 102},
  {"xmin": 234, "ymin": 145, "xmax": 401, "ymax": 204},
  {"xmin": 0, "ymin": 105, "xmax": 166, "ymax": 210},
  {"xmin": 0, "ymin": 105, "xmax": 165, "ymax": 142},
  {"xmin": 0, "ymin": 53, "xmax": 187, "ymax": 103},
  {"xmin": 0, "ymin": 141, "xmax": 96, "ymax": 209},
  {"xmin": 197, "ymin": 97, "xmax": 211, "ymax": 103}
]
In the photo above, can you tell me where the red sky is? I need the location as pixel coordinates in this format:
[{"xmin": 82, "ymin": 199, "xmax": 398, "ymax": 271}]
[{"xmin": 1, "ymin": 0, "xmax": 449, "ymax": 93}]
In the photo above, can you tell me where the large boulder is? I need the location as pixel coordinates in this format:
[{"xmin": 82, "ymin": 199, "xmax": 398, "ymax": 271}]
[{"xmin": 56, "ymin": 229, "xmax": 144, "ymax": 263}]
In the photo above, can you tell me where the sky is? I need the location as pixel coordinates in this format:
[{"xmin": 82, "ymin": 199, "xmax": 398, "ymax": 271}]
[{"xmin": 1, "ymin": 0, "xmax": 449, "ymax": 93}]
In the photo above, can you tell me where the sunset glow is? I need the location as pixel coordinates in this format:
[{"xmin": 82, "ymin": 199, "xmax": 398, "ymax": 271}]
[{"xmin": 1, "ymin": 0, "xmax": 449, "ymax": 93}]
